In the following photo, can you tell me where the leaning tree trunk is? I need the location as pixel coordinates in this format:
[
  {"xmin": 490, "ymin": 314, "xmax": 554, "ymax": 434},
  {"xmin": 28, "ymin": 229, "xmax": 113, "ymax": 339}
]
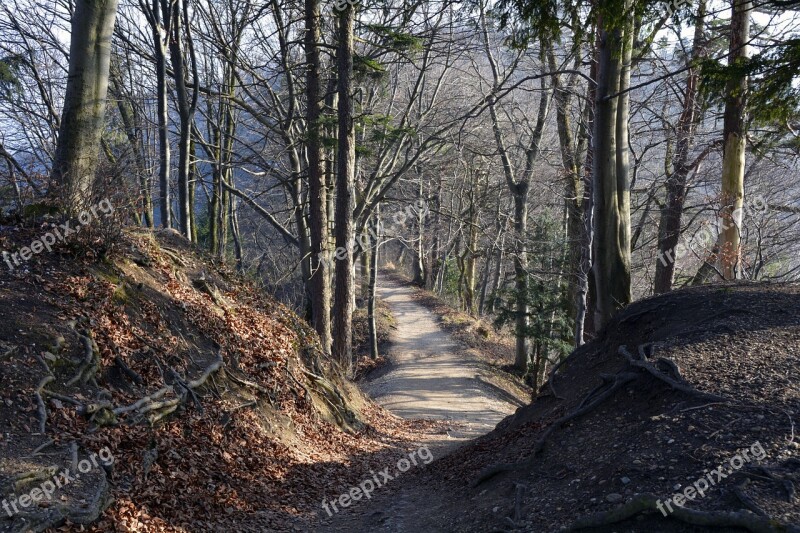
[
  {"xmin": 717, "ymin": 0, "xmax": 750, "ymax": 280},
  {"xmin": 51, "ymin": 0, "xmax": 120, "ymax": 213},
  {"xmin": 654, "ymin": 0, "xmax": 707, "ymax": 294},
  {"xmin": 332, "ymin": 3, "xmax": 357, "ymax": 370},
  {"xmin": 591, "ymin": 4, "xmax": 633, "ymax": 330},
  {"xmin": 305, "ymin": 0, "xmax": 332, "ymax": 354}
]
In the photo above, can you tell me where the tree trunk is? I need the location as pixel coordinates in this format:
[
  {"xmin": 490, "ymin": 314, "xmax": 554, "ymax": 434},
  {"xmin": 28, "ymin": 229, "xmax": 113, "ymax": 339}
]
[
  {"xmin": 333, "ymin": 4, "xmax": 357, "ymax": 370},
  {"xmin": 51, "ymin": 0, "xmax": 120, "ymax": 213},
  {"xmin": 547, "ymin": 46, "xmax": 582, "ymax": 339},
  {"xmin": 146, "ymin": 0, "xmax": 171, "ymax": 228},
  {"xmin": 305, "ymin": 0, "xmax": 332, "ymax": 354},
  {"xmin": 367, "ymin": 209, "xmax": 380, "ymax": 359},
  {"xmin": 717, "ymin": 0, "xmax": 750, "ymax": 280},
  {"xmin": 654, "ymin": 0, "xmax": 707, "ymax": 293},
  {"xmin": 591, "ymin": 4, "xmax": 633, "ymax": 330},
  {"xmin": 168, "ymin": 0, "xmax": 198, "ymax": 240}
]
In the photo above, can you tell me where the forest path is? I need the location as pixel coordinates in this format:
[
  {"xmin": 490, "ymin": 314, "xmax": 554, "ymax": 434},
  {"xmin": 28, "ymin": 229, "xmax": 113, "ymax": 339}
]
[
  {"xmin": 362, "ymin": 276, "xmax": 518, "ymax": 443},
  {"xmin": 318, "ymin": 276, "xmax": 521, "ymax": 532}
]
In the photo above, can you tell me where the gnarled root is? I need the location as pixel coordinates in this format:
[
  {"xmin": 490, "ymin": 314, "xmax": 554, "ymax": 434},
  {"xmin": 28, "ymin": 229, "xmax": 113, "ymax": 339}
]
[
  {"xmin": 65, "ymin": 329, "xmax": 99, "ymax": 386},
  {"xmin": 473, "ymin": 372, "xmax": 640, "ymax": 486},
  {"xmin": 563, "ymin": 492, "xmax": 800, "ymax": 533},
  {"xmin": 618, "ymin": 345, "xmax": 728, "ymax": 402}
]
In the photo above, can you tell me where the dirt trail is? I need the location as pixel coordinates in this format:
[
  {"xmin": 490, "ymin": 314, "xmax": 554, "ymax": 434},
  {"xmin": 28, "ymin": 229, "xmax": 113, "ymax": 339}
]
[
  {"xmin": 319, "ymin": 277, "xmax": 521, "ymax": 531},
  {"xmin": 364, "ymin": 278, "xmax": 519, "ymax": 443}
]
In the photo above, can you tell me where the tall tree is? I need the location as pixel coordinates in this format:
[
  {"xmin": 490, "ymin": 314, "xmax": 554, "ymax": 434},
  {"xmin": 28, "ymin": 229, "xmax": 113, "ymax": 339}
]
[
  {"xmin": 480, "ymin": 3, "xmax": 551, "ymax": 370},
  {"xmin": 591, "ymin": 0, "xmax": 634, "ymax": 329},
  {"xmin": 654, "ymin": 0, "xmax": 707, "ymax": 293},
  {"xmin": 717, "ymin": 0, "xmax": 751, "ymax": 279},
  {"xmin": 140, "ymin": 0, "xmax": 171, "ymax": 228},
  {"xmin": 51, "ymin": 0, "xmax": 120, "ymax": 212},
  {"xmin": 305, "ymin": 0, "xmax": 332, "ymax": 354},
  {"xmin": 168, "ymin": 0, "xmax": 199, "ymax": 240},
  {"xmin": 333, "ymin": 2, "xmax": 357, "ymax": 369}
]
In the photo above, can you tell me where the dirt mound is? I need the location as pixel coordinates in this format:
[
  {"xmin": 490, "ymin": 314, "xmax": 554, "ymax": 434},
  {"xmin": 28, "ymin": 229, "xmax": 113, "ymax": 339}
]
[
  {"xmin": 376, "ymin": 283, "xmax": 800, "ymax": 532},
  {"xmin": 0, "ymin": 227, "xmax": 439, "ymax": 532}
]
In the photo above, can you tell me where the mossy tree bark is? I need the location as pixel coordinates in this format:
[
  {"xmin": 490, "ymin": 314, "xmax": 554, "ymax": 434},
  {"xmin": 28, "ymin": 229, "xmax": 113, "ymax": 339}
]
[
  {"xmin": 51, "ymin": 0, "xmax": 120, "ymax": 213},
  {"xmin": 591, "ymin": 2, "xmax": 634, "ymax": 330}
]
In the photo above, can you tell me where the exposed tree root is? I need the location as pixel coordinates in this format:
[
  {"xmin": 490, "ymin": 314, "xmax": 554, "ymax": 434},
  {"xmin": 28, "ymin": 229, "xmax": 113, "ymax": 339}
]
[
  {"xmin": 2, "ymin": 466, "xmax": 58, "ymax": 494},
  {"xmin": 42, "ymin": 390, "xmax": 82, "ymax": 407},
  {"xmin": 227, "ymin": 371, "xmax": 277, "ymax": 407},
  {"xmin": 35, "ymin": 375, "xmax": 54, "ymax": 434},
  {"xmin": 65, "ymin": 329, "xmax": 99, "ymax": 386},
  {"xmin": 474, "ymin": 342, "xmax": 732, "ymax": 487},
  {"xmin": 113, "ymin": 387, "xmax": 171, "ymax": 416},
  {"xmin": 192, "ymin": 276, "xmax": 227, "ymax": 308},
  {"xmin": 8, "ymin": 468, "xmax": 112, "ymax": 533},
  {"xmin": 733, "ymin": 478, "xmax": 767, "ymax": 516},
  {"xmin": 545, "ymin": 346, "xmax": 591, "ymax": 400},
  {"xmin": 0, "ymin": 343, "xmax": 19, "ymax": 361},
  {"xmin": 618, "ymin": 345, "xmax": 729, "ymax": 402},
  {"xmin": 301, "ymin": 368, "xmax": 360, "ymax": 430},
  {"xmin": 100, "ymin": 352, "xmax": 225, "ymax": 426},
  {"xmin": 563, "ymin": 492, "xmax": 800, "ymax": 533},
  {"xmin": 473, "ymin": 372, "xmax": 639, "ymax": 486},
  {"xmin": 735, "ymin": 466, "xmax": 798, "ymax": 503},
  {"xmin": 28, "ymin": 439, "xmax": 55, "ymax": 457},
  {"xmin": 160, "ymin": 246, "xmax": 188, "ymax": 267},
  {"xmin": 114, "ymin": 355, "xmax": 143, "ymax": 386}
]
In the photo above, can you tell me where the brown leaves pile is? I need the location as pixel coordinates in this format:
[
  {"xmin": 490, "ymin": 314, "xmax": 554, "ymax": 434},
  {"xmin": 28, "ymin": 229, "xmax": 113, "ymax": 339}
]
[{"xmin": 29, "ymin": 232, "xmax": 437, "ymax": 532}]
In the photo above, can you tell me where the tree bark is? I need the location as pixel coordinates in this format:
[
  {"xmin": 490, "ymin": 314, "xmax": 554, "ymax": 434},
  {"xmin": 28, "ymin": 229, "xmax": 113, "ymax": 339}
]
[
  {"xmin": 333, "ymin": 4, "xmax": 357, "ymax": 370},
  {"xmin": 654, "ymin": 0, "xmax": 707, "ymax": 293},
  {"xmin": 547, "ymin": 45, "xmax": 582, "ymax": 343},
  {"xmin": 575, "ymin": 29, "xmax": 597, "ymax": 345},
  {"xmin": 591, "ymin": 4, "xmax": 633, "ymax": 330},
  {"xmin": 367, "ymin": 209, "xmax": 380, "ymax": 359},
  {"xmin": 51, "ymin": 0, "xmax": 120, "ymax": 213},
  {"xmin": 168, "ymin": 0, "xmax": 198, "ymax": 240},
  {"xmin": 305, "ymin": 0, "xmax": 332, "ymax": 354},
  {"xmin": 142, "ymin": 0, "xmax": 172, "ymax": 228},
  {"xmin": 716, "ymin": 0, "xmax": 751, "ymax": 280}
]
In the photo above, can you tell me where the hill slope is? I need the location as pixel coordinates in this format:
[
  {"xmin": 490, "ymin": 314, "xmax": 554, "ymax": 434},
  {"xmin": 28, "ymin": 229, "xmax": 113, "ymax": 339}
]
[{"xmin": 0, "ymin": 227, "xmax": 439, "ymax": 532}]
